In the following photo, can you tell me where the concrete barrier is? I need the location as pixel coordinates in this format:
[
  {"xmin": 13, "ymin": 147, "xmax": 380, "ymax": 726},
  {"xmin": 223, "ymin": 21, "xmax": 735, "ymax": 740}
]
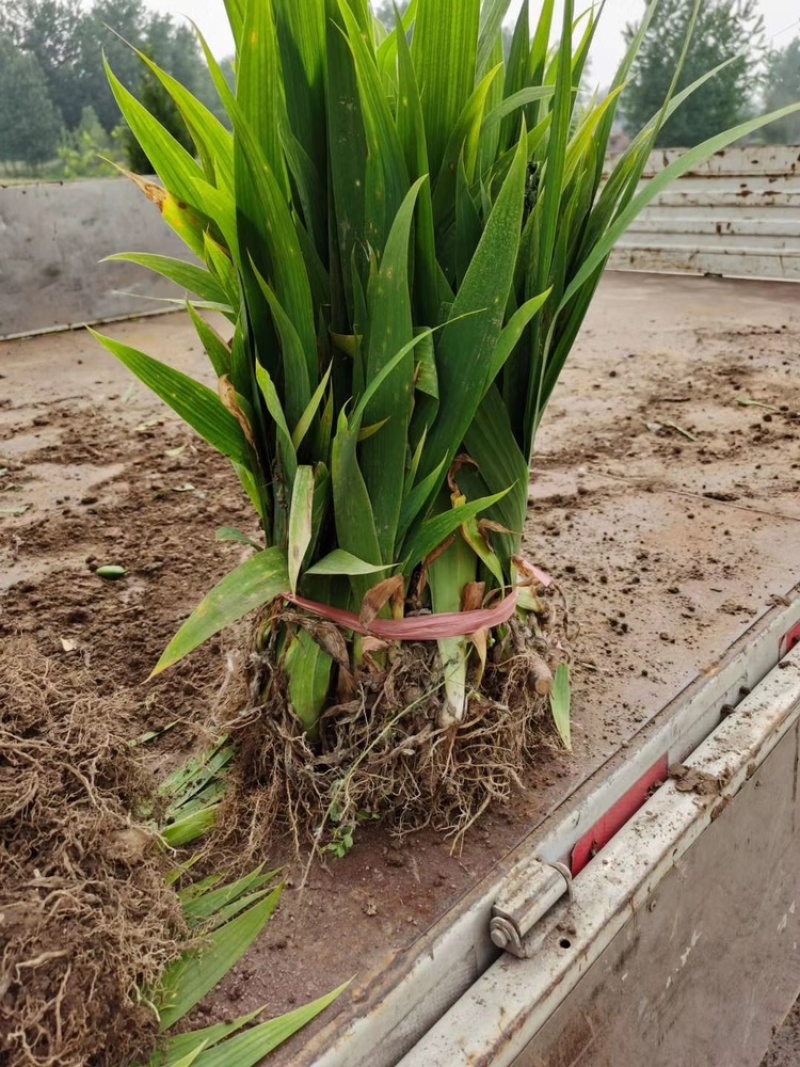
[{"xmin": 0, "ymin": 177, "xmax": 191, "ymax": 339}]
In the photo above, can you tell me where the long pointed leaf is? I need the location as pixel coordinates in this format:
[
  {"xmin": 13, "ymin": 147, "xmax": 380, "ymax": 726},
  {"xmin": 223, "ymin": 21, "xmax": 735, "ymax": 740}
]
[
  {"xmin": 90, "ymin": 330, "xmax": 249, "ymax": 467},
  {"xmin": 187, "ymin": 982, "xmax": 349, "ymax": 1067},
  {"xmin": 157, "ymin": 889, "xmax": 283, "ymax": 1031},
  {"xmin": 105, "ymin": 253, "xmax": 229, "ymax": 305},
  {"xmin": 152, "ymin": 549, "xmax": 290, "ymax": 676}
]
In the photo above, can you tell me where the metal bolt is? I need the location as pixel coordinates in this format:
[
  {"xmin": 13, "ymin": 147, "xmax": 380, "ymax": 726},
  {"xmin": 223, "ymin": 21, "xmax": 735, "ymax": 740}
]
[{"xmin": 491, "ymin": 925, "xmax": 509, "ymax": 948}]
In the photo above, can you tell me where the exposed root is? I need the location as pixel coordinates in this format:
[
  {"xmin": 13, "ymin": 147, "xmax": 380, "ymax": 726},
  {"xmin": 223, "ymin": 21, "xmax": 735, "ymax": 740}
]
[
  {"xmin": 0, "ymin": 641, "xmax": 186, "ymax": 1067},
  {"xmin": 218, "ymin": 588, "xmax": 571, "ymax": 863}
]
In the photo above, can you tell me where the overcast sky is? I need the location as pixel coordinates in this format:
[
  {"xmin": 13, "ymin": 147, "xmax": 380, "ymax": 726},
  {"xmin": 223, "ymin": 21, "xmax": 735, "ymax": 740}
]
[{"xmin": 141, "ymin": 0, "xmax": 799, "ymax": 87}]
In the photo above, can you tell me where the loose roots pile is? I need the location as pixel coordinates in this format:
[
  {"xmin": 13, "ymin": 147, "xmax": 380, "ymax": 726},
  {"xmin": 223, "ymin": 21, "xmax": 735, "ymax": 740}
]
[
  {"xmin": 0, "ymin": 641, "xmax": 184, "ymax": 1067},
  {"xmin": 220, "ymin": 586, "xmax": 571, "ymax": 859}
]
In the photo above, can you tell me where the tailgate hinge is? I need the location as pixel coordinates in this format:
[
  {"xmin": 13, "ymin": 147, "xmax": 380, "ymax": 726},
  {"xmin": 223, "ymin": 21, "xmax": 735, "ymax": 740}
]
[{"xmin": 491, "ymin": 856, "xmax": 573, "ymax": 958}]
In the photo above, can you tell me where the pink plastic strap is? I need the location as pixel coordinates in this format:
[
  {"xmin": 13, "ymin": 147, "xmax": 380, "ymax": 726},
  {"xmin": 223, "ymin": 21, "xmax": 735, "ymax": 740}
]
[{"xmin": 282, "ymin": 587, "xmax": 521, "ymax": 641}]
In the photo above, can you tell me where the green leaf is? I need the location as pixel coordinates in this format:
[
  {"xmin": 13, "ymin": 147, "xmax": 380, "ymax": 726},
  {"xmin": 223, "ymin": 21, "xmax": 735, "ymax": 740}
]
[
  {"xmin": 161, "ymin": 806, "xmax": 220, "ymax": 848},
  {"xmin": 499, "ymin": 0, "xmax": 531, "ymax": 153},
  {"xmin": 130, "ymin": 47, "xmax": 235, "ymax": 190},
  {"xmin": 305, "ymin": 550, "xmax": 396, "ymax": 577},
  {"xmin": 353, "ymin": 328, "xmax": 434, "ymax": 425},
  {"xmin": 251, "ymin": 266, "xmax": 313, "ymax": 428},
  {"xmin": 228, "ymin": 22, "xmax": 317, "ymax": 380},
  {"xmin": 158, "ymin": 742, "xmax": 233, "ymax": 806},
  {"xmin": 395, "ymin": 10, "xmax": 451, "ymax": 326},
  {"xmin": 105, "ymin": 253, "xmax": 230, "ymax": 305},
  {"xmin": 401, "ymin": 488, "xmax": 510, "ymax": 571},
  {"xmin": 152, "ymin": 1009, "xmax": 263, "ymax": 1066},
  {"xmin": 152, "ymin": 548, "xmax": 290, "ymax": 676},
  {"xmin": 324, "ymin": 0, "xmax": 369, "ymax": 322},
  {"xmin": 182, "ymin": 868, "xmax": 280, "ymax": 925},
  {"xmin": 223, "ymin": 0, "xmax": 244, "ymax": 46},
  {"xmin": 157, "ymin": 888, "xmax": 283, "ymax": 1031},
  {"xmin": 359, "ymin": 177, "xmax": 425, "ymax": 561},
  {"xmin": 519, "ymin": 0, "xmax": 577, "ymax": 440},
  {"xmin": 203, "ymin": 234, "xmax": 240, "ymax": 308},
  {"xmin": 477, "ymin": 0, "xmax": 512, "ymax": 76},
  {"xmin": 177, "ymin": 875, "xmax": 225, "ymax": 905},
  {"xmin": 395, "ymin": 455, "xmax": 447, "ymax": 548},
  {"xmin": 288, "ymin": 466, "xmax": 315, "ymax": 594},
  {"xmin": 273, "ymin": 0, "xmax": 327, "ymax": 188},
  {"xmin": 105, "ymin": 61, "xmax": 205, "ymax": 207},
  {"xmin": 191, "ymin": 178, "xmax": 241, "ymax": 263},
  {"xmin": 237, "ymin": 0, "xmax": 288, "ymax": 194},
  {"xmin": 128, "ymin": 720, "xmax": 179, "ymax": 748},
  {"xmin": 292, "ymin": 364, "xmax": 332, "ymax": 452},
  {"xmin": 549, "ymin": 663, "xmax": 571, "ymax": 751},
  {"xmin": 183, "ymin": 982, "xmax": 349, "ymax": 1067},
  {"xmin": 187, "ymin": 303, "xmax": 231, "ymax": 379},
  {"xmin": 285, "ymin": 629, "xmax": 333, "ymax": 738},
  {"xmin": 166, "ymin": 1043, "xmax": 208, "ymax": 1067},
  {"xmin": 429, "ymin": 530, "xmax": 476, "ymax": 723},
  {"xmin": 463, "ymin": 384, "xmax": 528, "ymax": 566},
  {"xmin": 255, "ymin": 363, "xmax": 298, "ymax": 490},
  {"xmin": 487, "ymin": 290, "xmax": 551, "ymax": 384},
  {"xmin": 412, "ymin": 0, "xmax": 481, "ymax": 176},
  {"xmin": 215, "ymin": 527, "xmax": 262, "ymax": 551},
  {"xmin": 337, "ymin": 0, "xmax": 409, "ymax": 233},
  {"xmin": 420, "ymin": 131, "xmax": 527, "ymax": 485},
  {"xmin": 432, "ymin": 66, "xmax": 501, "ymax": 226},
  {"xmin": 482, "ymin": 86, "xmax": 554, "ymax": 133},
  {"xmin": 413, "ymin": 331, "xmax": 438, "ymax": 399},
  {"xmin": 331, "ymin": 409, "xmax": 382, "ymax": 602},
  {"xmin": 90, "ymin": 330, "xmax": 249, "ymax": 467}
]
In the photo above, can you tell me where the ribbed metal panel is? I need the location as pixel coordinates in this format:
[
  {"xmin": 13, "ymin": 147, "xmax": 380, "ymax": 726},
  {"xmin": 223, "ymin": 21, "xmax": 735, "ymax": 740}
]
[{"xmin": 607, "ymin": 145, "xmax": 800, "ymax": 280}]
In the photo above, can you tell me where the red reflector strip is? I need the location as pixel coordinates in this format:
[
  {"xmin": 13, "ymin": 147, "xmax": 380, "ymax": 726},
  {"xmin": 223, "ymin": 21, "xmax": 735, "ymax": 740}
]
[
  {"xmin": 571, "ymin": 755, "xmax": 670, "ymax": 877},
  {"xmin": 780, "ymin": 623, "xmax": 800, "ymax": 657}
]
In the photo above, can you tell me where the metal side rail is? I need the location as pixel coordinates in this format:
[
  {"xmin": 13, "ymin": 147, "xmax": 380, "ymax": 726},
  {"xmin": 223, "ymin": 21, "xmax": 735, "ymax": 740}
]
[
  {"xmin": 300, "ymin": 595, "xmax": 800, "ymax": 1067},
  {"xmin": 398, "ymin": 641, "xmax": 800, "ymax": 1067}
]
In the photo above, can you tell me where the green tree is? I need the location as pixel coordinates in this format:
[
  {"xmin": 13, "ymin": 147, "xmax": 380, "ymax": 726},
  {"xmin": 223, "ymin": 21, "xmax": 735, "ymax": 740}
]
[
  {"xmin": 622, "ymin": 0, "xmax": 763, "ymax": 147},
  {"xmin": 57, "ymin": 105, "xmax": 122, "ymax": 178},
  {"xmin": 0, "ymin": 1, "xmax": 83, "ymax": 129},
  {"xmin": 763, "ymin": 38, "xmax": 800, "ymax": 144},
  {"xmin": 76, "ymin": 0, "xmax": 159, "ymax": 133},
  {"xmin": 0, "ymin": 0, "xmax": 218, "ymax": 136},
  {"xmin": 0, "ymin": 34, "xmax": 62, "ymax": 167}
]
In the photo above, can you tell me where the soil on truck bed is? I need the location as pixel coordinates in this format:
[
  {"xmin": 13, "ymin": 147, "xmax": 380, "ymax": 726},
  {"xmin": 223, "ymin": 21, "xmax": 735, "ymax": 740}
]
[{"xmin": 1, "ymin": 271, "xmax": 799, "ymax": 1065}]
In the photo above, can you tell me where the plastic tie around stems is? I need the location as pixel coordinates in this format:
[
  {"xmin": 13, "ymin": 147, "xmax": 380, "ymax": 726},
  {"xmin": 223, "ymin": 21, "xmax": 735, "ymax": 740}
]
[{"xmin": 281, "ymin": 588, "xmax": 518, "ymax": 641}]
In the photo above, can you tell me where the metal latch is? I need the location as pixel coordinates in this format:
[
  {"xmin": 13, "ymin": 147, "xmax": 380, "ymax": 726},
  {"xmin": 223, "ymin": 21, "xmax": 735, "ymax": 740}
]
[{"xmin": 490, "ymin": 856, "xmax": 573, "ymax": 958}]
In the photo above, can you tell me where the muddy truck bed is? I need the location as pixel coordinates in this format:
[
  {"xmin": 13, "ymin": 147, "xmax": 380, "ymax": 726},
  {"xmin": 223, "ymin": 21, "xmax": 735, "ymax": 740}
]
[{"xmin": 1, "ymin": 271, "xmax": 799, "ymax": 1066}]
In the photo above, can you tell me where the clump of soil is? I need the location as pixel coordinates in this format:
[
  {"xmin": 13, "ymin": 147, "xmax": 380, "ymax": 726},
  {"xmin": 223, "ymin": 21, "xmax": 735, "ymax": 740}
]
[
  {"xmin": 0, "ymin": 640, "xmax": 186, "ymax": 1067},
  {"xmin": 220, "ymin": 591, "xmax": 570, "ymax": 861}
]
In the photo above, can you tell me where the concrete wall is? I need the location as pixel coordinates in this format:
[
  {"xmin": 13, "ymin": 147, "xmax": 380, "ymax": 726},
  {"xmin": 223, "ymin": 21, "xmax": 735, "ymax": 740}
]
[{"xmin": 0, "ymin": 178, "xmax": 190, "ymax": 339}]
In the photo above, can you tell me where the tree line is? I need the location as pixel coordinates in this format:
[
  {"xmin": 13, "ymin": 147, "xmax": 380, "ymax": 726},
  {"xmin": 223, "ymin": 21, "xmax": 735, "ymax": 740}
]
[
  {"xmin": 0, "ymin": 0, "xmax": 228, "ymax": 174},
  {"xmin": 622, "ymin": 0, "xmax": 800, "ymax": 147},
  {"xmin": 1, "ymin": 0, "xmax": 798, "ymax": 177}
]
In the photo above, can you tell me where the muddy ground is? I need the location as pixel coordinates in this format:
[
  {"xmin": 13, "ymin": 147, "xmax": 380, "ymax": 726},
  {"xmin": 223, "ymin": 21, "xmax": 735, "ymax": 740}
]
[{"xmin": 1, "ymin": 271, "xmax": 799, "ymax": 1064}]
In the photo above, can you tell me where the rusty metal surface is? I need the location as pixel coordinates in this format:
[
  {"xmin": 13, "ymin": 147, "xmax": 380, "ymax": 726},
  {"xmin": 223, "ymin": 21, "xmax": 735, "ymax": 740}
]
[
  {"xmin": 398, "ymin": 646, "xmax": 800, "ymax": 1067},
  {"xmin": 605, "ymin": 145, "xmax": 800, "ymax": 280},
  {"xmin": 0, "ymin": 178, "xmax": 189, "ymax": 338}
]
